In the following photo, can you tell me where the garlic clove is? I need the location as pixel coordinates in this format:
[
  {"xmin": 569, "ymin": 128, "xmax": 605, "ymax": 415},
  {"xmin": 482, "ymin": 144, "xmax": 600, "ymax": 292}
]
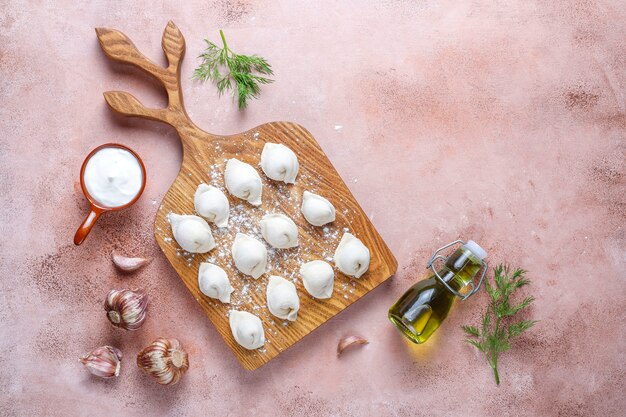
[
  {"xmin": 337, "ymin": 335, "xmax": 369, "ymax": 356},
  {"xmin": 80, "ymin": 345, "xmax": 122, "ymax": 378},
  {"xmin": 112, "ymin": 251, "xmax": 152, "ymax": 272},
  {"xmin": 137, "ymin": 338, "xmax": 189, "ymax": 385},
  {"xmin": 104, "ymin": 289, "xmax": 148, "ymax": 331}
]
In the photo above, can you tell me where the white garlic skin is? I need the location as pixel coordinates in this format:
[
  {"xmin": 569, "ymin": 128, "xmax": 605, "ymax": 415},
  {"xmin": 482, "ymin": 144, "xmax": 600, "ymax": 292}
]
[
  {"xmin": 333, "ymin": 233, "xmax": 371, "ymax": 278},
  {"xmin": 224, "ymin": 159, "xmax": 263, "ymax": 206},
  {"xmin": 194, "ymin": 183, "xmax": 230, "ymax": 228},
  {"xmin": 198, "ymin": 262, "xmax": 234, "ymax": 303},
  {"xmin": 300, "ymin": 260, "xmax": 334, "ymax": 299},
  {"xmin": 137, "ymin": 338, "xmax": 189, "ymax": 385},
  {"xmin": 266, "ymin": 275, "xmax": 300, "ymax": 321},
  {"xmin": 301, "ymin": 191, "xmax": 336, "ymax": 226},
  {"xmin": 260, "ymin": 142, "xmax": 299, "ymax": 184},
  {"xmin": 337, "ymin": 335, "xmax": 369, "ymax": 356},
  {"xmin": 229, "ymin": 310, "xmax": 265, "ymax": 350},
  {"xmin": 260, "ymin": 213, "xmax": 299, "ymax": 249},
  {"xmin": 80, "ymin": 345, "xmax": 122, "ymax": 378},
  {"xmin": 112, "ymin": 251, "xmax": 151, "ymax": 272},
  {"xmin": 168, "ymin": 213, "xmax": 215, "ymax": 253},
  {"xmin": 231, "ymin": 233, "xmax": 268, "ymax": 279}
]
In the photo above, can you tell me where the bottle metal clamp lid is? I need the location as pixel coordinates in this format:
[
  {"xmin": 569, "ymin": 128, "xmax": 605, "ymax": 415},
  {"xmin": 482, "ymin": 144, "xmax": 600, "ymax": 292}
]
[{"xmin": 426, "ymin": 239, "xmax": 489, "ymax": 300}]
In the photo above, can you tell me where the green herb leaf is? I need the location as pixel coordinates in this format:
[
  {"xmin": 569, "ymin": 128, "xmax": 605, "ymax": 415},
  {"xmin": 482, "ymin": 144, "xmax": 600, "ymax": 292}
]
[
  {"xmin": 462, "ymin": 264, "xmax": 538, "ymax": 385},
  {"xmin": 507, "ymin": 319, "xmax": 538, "ymax": 339},
  {"xmin": 465, "ymin": 339, "xmax": 484, "ymax": 351},
  {"xmin": 193, "ymin": 30, "xmax": 274, "ymax": 109},
  {"xmin": 462, "ymin": 325, "xmax": 481, "ymax": 338}
]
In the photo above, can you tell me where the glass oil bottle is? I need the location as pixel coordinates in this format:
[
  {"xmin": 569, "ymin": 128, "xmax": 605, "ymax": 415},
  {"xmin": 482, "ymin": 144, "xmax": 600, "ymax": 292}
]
[{"xmin": 389, "ymin": 240, "xmax": 488, "ymax": 344}]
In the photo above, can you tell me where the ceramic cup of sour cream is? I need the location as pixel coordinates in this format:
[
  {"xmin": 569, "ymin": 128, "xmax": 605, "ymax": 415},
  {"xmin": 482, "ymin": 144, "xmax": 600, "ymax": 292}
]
[{"xmin": 74, "ymin": 143, "xmax": 146, "ymax": 245}]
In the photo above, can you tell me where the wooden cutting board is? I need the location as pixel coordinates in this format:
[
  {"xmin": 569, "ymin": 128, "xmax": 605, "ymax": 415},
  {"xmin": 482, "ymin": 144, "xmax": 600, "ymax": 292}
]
[{"xmin": 96, "ymin": 21, "xmax": 397, "ymax": 370}]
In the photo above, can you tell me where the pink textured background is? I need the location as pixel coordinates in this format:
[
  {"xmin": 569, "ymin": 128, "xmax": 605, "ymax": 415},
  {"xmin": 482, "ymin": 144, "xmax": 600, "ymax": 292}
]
[{"xmin": 1, "ymin": 1, "xmax": 625, "ymax": 416}]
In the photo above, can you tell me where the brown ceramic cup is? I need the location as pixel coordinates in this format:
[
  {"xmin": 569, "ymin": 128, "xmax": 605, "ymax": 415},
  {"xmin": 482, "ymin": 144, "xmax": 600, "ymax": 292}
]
[{"xmin": 74, "ymin": 143, "xmax": 146, "ymax": 245}]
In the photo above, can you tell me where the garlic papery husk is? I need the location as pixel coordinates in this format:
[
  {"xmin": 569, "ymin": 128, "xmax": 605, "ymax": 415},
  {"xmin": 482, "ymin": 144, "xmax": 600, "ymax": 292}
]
[
  {"xmin": 80, "ymin": 345, "xmax": 122, "ymax": 378},
  {"xmin": 112, "ymin": 251, "xmax": 152, "ymax": 272},
  {"xmin": 337, "ymin": 335, "xmax": 369, "ymax": 356},
  {"xmin": 104, "ymin": 289, "xmax": 148, "ymax": 330},
  {"xmin": 137, "ymin": 338, "xmax": 189, "ymax": 385}
]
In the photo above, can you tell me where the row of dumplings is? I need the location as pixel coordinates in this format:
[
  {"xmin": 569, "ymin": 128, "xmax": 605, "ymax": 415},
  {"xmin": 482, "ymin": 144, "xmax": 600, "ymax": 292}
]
[{"xmin": 167, "ymin": 142, "xmax": 371, "ymax": 350}]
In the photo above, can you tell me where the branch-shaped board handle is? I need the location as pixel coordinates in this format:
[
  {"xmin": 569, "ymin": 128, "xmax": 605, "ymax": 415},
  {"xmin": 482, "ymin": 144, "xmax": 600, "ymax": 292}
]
[{"xmin": 95, "ymin": 21, "xmax": 194, "ymax": 129}]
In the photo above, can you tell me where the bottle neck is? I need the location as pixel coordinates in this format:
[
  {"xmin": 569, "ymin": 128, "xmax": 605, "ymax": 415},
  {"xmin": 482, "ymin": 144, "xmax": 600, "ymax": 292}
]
[
  {"xmin": 438, "ymin": 269, "xmax": 469, "ymax": 292},
  {"xmin": 438, "ymin": 247, "xmax": 483, "ymax": 293}
]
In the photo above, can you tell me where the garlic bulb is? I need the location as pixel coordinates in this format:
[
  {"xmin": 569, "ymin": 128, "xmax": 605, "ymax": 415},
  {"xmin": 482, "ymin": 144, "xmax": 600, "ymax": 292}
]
[
  {"xmin": 224, "ymin": 158, "xmax": 263, "ymax": 206},
  {"xmin": 334, "ymin": 233, "xmax": 370, "ymax": 278},
  {"xmin": 260, "ymin": 213, "xmax": 299, "ymax": 249},
  {"xmin": 260, "ymin": 142, "xmax": 299, "ymax": 184},
  {"xmin": 301, "ymin": 191, "xmax": 336, "ymax": 226},
  {"xmin": 80, "ymin": 345, "xmax": 122, "ymax": 378},
  {"xmin": 137, "ymin": 338, "xmax": 189, "ymax": 385},
  {"xmin": 231, "ymin": 233, "xmax": 267, "ymax": 279},
  {"xmin": 168, "ymin": 213, "xmax": 216, "ymax": 253},
  {"xmin": 300, "ymin": 260, "xmax": 334, "ymax": 299},
  {"xmin": 229, "ymin": 310, "xmax": 265, "ymax": 350},
  {"xmin": 198, "ymin": 262, "xmax": 234, "ymax": 303},
  {"xmin": 266, "ymin": 275, "xmax": 300, "ymax": 321},
  {"xmin": 194, "ymin": 183, "xmax": 230, "ymax": 227},
  {"xmin": 104, "ymin": 289, "xmax": 148, "ymax": 330}
]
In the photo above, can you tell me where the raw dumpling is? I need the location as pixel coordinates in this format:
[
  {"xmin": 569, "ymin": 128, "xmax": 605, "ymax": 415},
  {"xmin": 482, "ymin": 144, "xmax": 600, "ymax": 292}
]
[
  {"xmin": 229, "ymin": 310, "xmax": 265, "ymax": 350},
  {"xmin": 300, "ymin": 260, "xmax": 334, "ymax": 299},
  {"xmin": 333, "ymin": 233, "xmax": 370, "ymax": 278},
  {"xmin": 194, "ymin": 183, "xmax": 230, "ymax": 228},
  {"xmin": 224, "ymin": 159, "xmax": 262, "ymax": 206},
  {"xmin": 231, "ymin": 233, "xmax": 267, "ymax": 279},
  {"xmin": 301, "ymin": 191, "xmax": 336, "ymax": 226},
  {"xmin": 260, "ymin": 213, "xmax": 299, "ymax": 249},
  {"xmin": 266, "ymin": 276, "xmax": 300, "ymax": 321},
  {"xmin": 168, "ymin": 213, "xmax": 215, "ymax": 254},
  {"xmin": 198, "ymin": 262, "xmax": 234, "ymax": 303},
  {"xmin": 260, "ymin": 142, "xmax": 299, "ymax": 184}
]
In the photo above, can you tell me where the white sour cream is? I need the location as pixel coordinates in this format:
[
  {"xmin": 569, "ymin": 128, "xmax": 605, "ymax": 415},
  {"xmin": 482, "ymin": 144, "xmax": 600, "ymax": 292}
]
[{"xmin": 84, "ymin": 147, "xmax": 143, "ymax": 207}]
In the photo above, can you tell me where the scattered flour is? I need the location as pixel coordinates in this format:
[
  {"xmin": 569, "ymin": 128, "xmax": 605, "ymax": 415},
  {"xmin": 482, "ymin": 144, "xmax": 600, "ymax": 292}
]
[{"xmin": 154, "ymin": 137, "xmax": 362, "ymax": 355}]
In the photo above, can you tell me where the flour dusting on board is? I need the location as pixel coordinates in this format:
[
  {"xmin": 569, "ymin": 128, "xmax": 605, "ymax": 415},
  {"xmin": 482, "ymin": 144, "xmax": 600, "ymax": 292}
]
[{"xmin": 155, "ymin": 131, "xmax": 360, "ymax": 357}]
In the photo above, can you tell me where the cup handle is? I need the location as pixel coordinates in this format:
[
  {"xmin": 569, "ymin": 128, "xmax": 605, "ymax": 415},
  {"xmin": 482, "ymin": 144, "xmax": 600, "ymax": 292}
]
[{"xmin": 74, "ymin": 207, "xmax": 104, "ymax": 245}]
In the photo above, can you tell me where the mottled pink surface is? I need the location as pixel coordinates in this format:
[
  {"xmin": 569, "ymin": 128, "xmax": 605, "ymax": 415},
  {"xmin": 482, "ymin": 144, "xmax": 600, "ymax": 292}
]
[{"xmin": 1, "ymin": 1, "xmax": 625, "ymax": 416}]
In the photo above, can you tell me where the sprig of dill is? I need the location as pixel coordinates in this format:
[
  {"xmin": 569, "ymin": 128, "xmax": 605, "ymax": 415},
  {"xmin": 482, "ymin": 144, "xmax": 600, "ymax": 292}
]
[
  {"xmin": 193, "ymin": 30, "xmax": 273, "ymax": 110},
  {"xmin": 462, "ymin": 264, "xmax": 538, "ymax": 385}
]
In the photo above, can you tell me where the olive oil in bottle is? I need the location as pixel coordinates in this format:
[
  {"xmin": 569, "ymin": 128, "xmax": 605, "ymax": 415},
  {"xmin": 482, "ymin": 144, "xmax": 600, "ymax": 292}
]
[{"xmin": 389, "ymin": 240, "xmax": 488, "ymax": 344}]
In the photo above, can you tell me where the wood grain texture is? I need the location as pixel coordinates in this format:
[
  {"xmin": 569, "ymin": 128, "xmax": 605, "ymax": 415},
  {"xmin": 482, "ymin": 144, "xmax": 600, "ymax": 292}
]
[{"xmin": 96, "ymin": 21, "xmax": 397, "ymax": 370}]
